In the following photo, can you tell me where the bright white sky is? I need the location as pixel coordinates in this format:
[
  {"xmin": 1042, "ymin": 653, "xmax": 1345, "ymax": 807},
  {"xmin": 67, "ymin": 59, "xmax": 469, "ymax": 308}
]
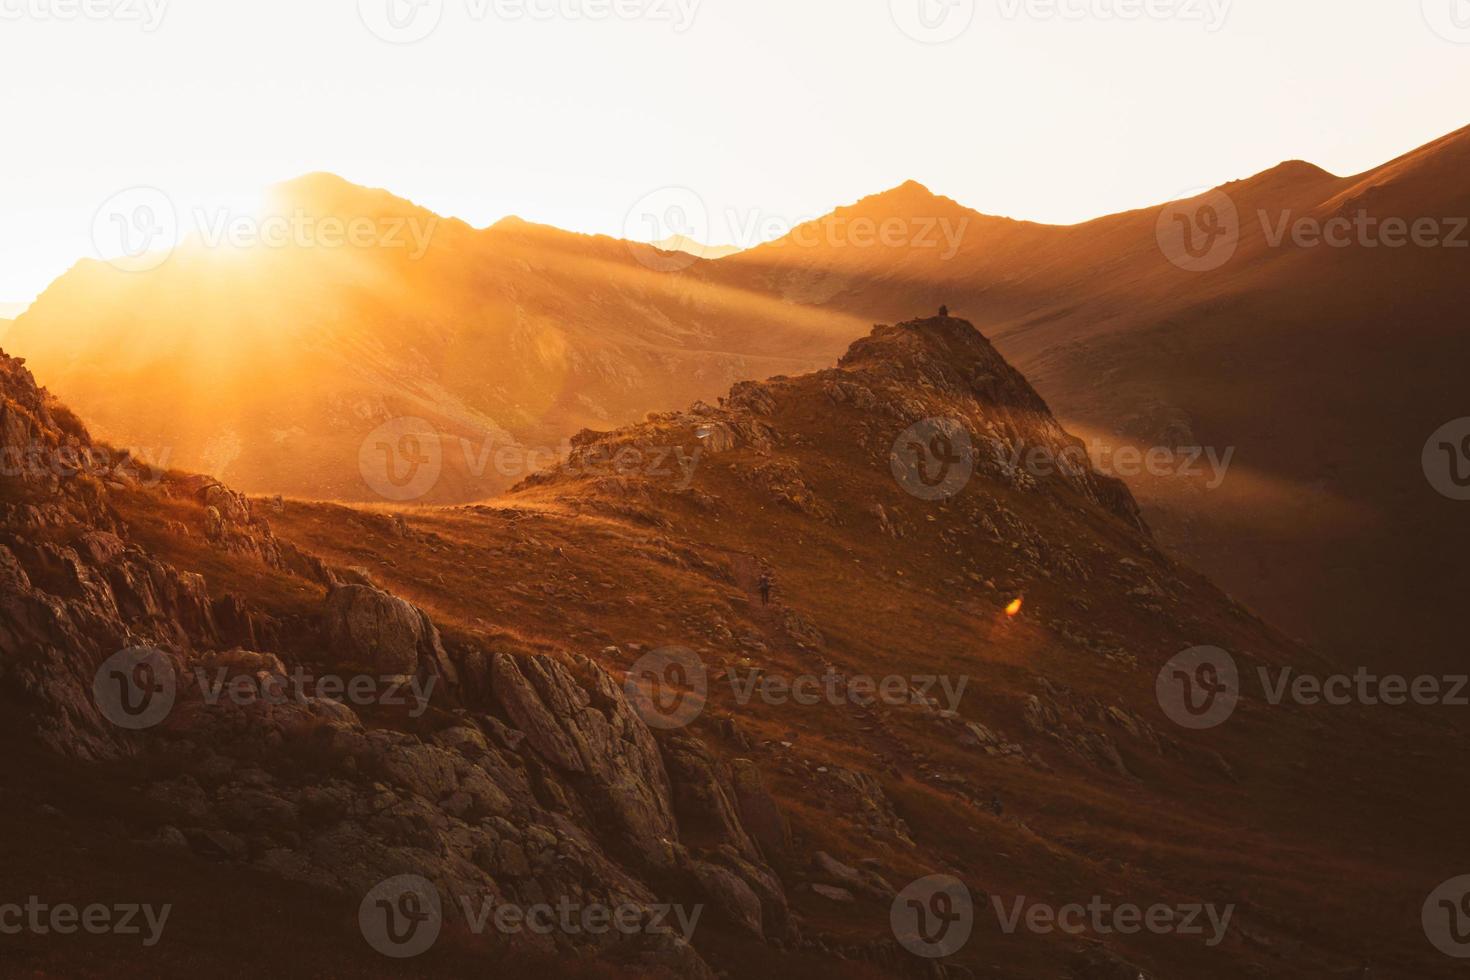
[{"xmin": 0, "ymin": 0, "xmax": 1467, "ymax": 305}]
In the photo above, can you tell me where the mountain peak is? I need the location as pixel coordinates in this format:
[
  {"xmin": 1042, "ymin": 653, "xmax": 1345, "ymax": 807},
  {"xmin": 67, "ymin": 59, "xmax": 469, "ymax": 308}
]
[
  {"xmin": 838, "ymin": 314, "xmax": 1050, "ymax": 415},
  {"xmin": 266, "ymin": 172, "xmax": 445, "ymax": 224},
  {"xmin": 856, "ymin": 179, "xmax": 963, "ymax": 213},
  {"xmin": 519, "ymin": 310, "xmax": 1145, "ymax": 529},
  {"xmin": 1218, "ymin": 158, "xmax": 1339, "ymax": 199}
]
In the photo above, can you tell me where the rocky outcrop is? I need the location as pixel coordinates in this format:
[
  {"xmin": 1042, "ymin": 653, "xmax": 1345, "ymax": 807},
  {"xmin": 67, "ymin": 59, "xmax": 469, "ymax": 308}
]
[
  {"xmin": 488, "ymin": 650, "xmax": 680, "ymax": 869},
  {"xmin": 661, "ymin": 732, "xmax": 763, "ymax": 863},
  {"xmin": 729, "ymin": 758, "xmax": 792, "ymax": 865},
  {"xmin": 323, "ymin": 583, "xmax": 457, "ymax": 684},
  {"xmin": 0, "ymin": 349, "xmax": 803, "ymax": 976}
]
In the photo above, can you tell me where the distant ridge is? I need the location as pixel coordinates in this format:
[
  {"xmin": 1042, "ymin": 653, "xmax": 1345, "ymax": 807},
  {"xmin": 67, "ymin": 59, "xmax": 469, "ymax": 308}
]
[{"xmin": 5, "ymin": 123, "xmax": 1468, "ymax": 673}]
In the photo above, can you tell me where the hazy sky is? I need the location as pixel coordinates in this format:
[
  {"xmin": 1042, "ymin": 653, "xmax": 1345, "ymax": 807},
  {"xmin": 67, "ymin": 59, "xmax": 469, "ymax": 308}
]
[{"xmin": 0, "ymin": 0, "xmax": 1466, "ymax": 303}]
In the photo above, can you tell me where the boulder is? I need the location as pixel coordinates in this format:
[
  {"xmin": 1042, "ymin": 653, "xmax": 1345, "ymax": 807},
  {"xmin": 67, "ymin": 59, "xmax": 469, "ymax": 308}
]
[
  {"xmin": 690, "ymin": 861, "xmax": 764, "ymax": 939},
  {"xmin": 322, "ymin": 584, "xmax": 425, "ymax": 676}
]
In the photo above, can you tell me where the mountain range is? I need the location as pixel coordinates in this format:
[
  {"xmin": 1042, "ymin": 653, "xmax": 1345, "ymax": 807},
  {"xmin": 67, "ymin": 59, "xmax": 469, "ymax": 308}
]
[
  {"xmin": 3, "ymin": 315, "xmax": 1465, "ymax": 976},
  {"xmin": 6, "ymin": 124, "xmax": 1468, "ymax": 675}
]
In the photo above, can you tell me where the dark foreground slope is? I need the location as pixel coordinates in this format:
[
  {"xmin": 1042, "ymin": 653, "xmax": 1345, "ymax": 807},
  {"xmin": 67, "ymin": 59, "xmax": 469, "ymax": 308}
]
[{"xmin": 1, "ymin": 319, "xmax": 1466, "ymax": 978}]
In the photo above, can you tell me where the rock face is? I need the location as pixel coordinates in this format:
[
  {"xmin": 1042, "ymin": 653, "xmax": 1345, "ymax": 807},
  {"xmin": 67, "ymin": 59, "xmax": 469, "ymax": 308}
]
[
  {"xmin": 522, "ymin": 317, "xmax": 1148, "ymax": 544},
  {"xmin": 3, "ymin": 318, "xmax": 1359, "ymax": 977},
  {"xmin": 324, "ymin": 584, "xmax": 429, "ymax": 676},
  {"xmin": 0, "ymin": 348, "xmax": 793, "ymax": 975}
]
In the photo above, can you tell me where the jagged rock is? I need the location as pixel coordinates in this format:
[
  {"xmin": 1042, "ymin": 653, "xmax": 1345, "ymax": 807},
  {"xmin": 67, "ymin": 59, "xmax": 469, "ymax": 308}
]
[
  {"xmin": 322, "ymin": 583, "xmax": 454, "ymax": 682},
  {"xmin": 489, "ymin": 650, "xmax": 680, "ymax": 869},
  {"xmin": 695, "ymin": 421, "xmax": 738, "ymax": 453},
  {"xmin": 812, "ymin": 851, "xmax": 892, "ymax": 900},
  {"xmin": 661, "ymin": 732, "xmax": 763, "ymax": 863},
  {"xmin": 203, "ymin": 484, "xmax": 252, "ymax": 525},
  {"xmin": 690, "ymin": 860, "xmax": 765, "ymax": 938},
  {"xmin": 810, "ymin": 884, "xmax": 855, "ymax": 903},
  {"xmin": 730, "ymin": 759, "xmax": 791, "ymax": 863},
  {"xmin": 636, "ymin": 936, "xmax": 718, "ymax": 980}
]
